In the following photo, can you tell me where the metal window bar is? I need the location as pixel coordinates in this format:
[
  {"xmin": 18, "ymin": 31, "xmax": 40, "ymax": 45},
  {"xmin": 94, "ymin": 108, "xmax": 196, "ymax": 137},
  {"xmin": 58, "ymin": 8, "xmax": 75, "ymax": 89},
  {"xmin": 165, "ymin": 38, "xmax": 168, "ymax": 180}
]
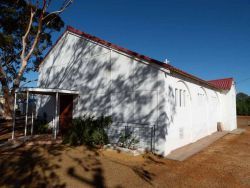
[{"xmin": 116, "ymin": 122, "xmax": 156, "ymax": 152}]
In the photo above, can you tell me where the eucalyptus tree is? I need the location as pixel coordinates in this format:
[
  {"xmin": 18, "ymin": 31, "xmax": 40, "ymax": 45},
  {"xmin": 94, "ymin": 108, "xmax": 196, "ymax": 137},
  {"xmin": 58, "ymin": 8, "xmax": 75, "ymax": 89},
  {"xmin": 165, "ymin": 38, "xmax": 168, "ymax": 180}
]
[{"xmin": 0, "ymin": 0, "xmax": 73, "ymax": 118}]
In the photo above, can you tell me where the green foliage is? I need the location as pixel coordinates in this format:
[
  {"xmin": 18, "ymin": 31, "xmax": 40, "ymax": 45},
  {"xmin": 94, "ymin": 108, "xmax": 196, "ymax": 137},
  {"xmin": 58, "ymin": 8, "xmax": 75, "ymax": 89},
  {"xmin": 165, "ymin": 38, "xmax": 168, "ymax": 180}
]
[
  {"xmin": 0, "ymin": 0, "xmax": 64, "ymax": 85},
  {"xmin": 33, "ymin": 119, "xmax": 50, "ymax": 134},
  {"xmin": 237, "ymin": 92, "xmax": 250, "ymax": 115},
  {"xmin": 118, "ymin": 128, "xmax": 139, "ymax": 150},
  {"xmin": 63, "ymin": 115, "xmax": 112, "ymax": 147}
]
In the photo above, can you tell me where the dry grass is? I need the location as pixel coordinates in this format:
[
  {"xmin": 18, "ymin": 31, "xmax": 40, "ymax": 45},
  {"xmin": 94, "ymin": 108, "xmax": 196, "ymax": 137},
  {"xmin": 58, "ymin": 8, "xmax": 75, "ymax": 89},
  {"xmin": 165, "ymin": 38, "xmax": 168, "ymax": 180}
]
[{"xmin": 0, "ymin": 119, "xmax": 250, "ymax": 187}]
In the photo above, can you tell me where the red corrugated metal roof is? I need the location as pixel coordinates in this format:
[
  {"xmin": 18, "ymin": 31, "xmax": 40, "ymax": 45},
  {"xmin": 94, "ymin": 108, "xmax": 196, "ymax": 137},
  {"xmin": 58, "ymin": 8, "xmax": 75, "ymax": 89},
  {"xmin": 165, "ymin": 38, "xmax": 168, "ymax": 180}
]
[
  {"xmin": 40, "ymin": 25, "xmax": 234, "ymax": 91},
  {"xmin": 207, "ymin": 78, "xmax": 233, "ymax": 90}
]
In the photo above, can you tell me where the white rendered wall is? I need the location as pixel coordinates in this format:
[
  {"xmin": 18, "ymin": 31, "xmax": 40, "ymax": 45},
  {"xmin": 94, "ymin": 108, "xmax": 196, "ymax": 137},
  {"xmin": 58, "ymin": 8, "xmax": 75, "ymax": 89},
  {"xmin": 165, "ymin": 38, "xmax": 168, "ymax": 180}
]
[
  {"xmin": 164, "ymin": 74, "xmax": 237, "ymax": 155},
  {"xmin": 38, "ymin": 32, "xmax": 168, "ymax": 155},
  {"xmin": 219, "ymin": 83, "xmax": 237, "ymax": 131},
  {"xmin": 38, "ymin": 31, "xmax": 237, "ymax": 156}
]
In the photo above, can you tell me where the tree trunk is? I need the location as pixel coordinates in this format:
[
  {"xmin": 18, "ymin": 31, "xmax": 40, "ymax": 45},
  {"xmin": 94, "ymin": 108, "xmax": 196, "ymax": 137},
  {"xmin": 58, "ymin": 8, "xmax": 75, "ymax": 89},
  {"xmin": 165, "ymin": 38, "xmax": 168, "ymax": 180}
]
[
  {"xmin": 2, "ymin": 86, "xmax": 13, "ymax": 120},
  {"xmin": 0, "ymin": 65, "xmax": 14, "ymax": 119},
  {"xmin": 1, "ymin": 80, "xmax": 21, "ymax": 120}
]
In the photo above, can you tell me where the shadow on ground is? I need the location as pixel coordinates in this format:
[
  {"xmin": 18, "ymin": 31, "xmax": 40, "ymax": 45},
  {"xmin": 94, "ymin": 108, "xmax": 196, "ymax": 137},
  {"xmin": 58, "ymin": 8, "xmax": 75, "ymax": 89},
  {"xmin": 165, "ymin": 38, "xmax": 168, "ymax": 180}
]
[
  {"xmin": 2, "ymin": 120, "xmax": 250, "ymax": 187},
  {"xmin": 0, "ymin": 144, "xmax": 66, "ymax": 187},
  {"xmin": 1, "ymin": 125, "xmax": 250, "ymax": 188},
  {"xmin": 0, "ymin": 141, "xmax": 159, "ymax": 188},
  {"xmin": 0, "ymin": 118, "xmax": 25, "ymax": 144},
  {"xmin": 0, "ymin": 142, "xmax": 106, "ymax": 187}
]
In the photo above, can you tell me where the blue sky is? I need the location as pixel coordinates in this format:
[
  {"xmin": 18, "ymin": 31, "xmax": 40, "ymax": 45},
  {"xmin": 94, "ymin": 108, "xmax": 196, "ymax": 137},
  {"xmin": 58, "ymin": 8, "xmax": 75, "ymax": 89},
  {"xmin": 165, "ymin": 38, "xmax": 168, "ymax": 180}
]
[{"xmin": 28, "ymin": 0, "xmax": 250, "ymax": 94}]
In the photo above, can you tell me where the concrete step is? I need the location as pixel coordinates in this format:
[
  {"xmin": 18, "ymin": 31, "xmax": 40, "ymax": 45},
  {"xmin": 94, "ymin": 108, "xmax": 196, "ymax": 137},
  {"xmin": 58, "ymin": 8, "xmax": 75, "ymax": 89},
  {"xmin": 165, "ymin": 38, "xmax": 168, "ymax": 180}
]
[
  {"xmin": 230, "ymin": 128, "xmax": 245, "ymax": 135},
  {"xmin": 166, "ymin": 131, "xmax": 229, "ymax": 161}
]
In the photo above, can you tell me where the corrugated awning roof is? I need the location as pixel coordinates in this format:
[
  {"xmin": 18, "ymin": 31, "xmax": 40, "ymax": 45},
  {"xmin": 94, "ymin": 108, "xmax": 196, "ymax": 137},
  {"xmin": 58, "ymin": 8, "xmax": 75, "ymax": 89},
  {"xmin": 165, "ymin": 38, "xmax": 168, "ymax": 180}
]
[{"xmin": 16, "ymin": 87, "xmax": 79, "ymax": 95}]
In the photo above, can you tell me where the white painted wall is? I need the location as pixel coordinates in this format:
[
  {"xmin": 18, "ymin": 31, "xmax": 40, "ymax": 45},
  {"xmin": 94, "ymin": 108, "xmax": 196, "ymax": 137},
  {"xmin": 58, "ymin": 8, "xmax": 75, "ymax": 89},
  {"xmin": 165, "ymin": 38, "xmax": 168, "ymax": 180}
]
[
  {"xmin": 163, "ymin": 74, "xmax": 237, "ymax": 154},
  {"xmin": 38, "ymin": 31, "xmax": 237, "ymax": 156},
  {"xmin": 220, "ymin": 83, "xmax": 237, "ymax": 131}
]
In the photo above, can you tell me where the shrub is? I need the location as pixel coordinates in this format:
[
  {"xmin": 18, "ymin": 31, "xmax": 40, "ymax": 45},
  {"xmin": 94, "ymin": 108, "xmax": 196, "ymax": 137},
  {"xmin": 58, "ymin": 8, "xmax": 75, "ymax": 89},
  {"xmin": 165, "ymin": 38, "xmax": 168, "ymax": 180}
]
[
  {"xmin": 118, "ymin": 128, "xmax": 139, "ymax": 150},
  {"xmin": 63, "ymin": 115, "xmax": 112, "ymax": 147},
  {"xmin": 33, "ymin": 119, "xmax": 50, "ymax": 134}
]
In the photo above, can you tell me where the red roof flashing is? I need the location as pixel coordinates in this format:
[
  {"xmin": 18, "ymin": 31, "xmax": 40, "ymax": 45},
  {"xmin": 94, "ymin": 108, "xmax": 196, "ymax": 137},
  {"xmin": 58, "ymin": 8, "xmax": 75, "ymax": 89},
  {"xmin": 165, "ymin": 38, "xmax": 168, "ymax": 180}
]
[
  {"xmin": 207, "ymin": 78, "xmax": 233, "ymax": 90},
  {"xmin": 41, "ymin": 25, "xmax": 234, "ymax": 91}
]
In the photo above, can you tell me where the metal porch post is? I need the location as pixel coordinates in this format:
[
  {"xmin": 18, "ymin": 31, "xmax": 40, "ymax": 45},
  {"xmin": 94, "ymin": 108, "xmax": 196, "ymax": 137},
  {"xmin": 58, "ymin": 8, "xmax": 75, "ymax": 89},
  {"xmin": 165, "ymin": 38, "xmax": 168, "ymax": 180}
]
[
  {"xmin": 31, "ymin": 113, "xmax": 33, "ymax": 135},
  {"xmin": 54, "ymin": 92, "xmax": 59, "ymax": 139},
  {"xmin": 31, "ymin": 94, "xmax": 34, "ymax": 136},
  {"xmin": 11, "ymin": 91, "xmax": 17, "ymax": 140},
  {"xmin": 24, "ymin": 91, "xmax": 29, "ymax": 136}
]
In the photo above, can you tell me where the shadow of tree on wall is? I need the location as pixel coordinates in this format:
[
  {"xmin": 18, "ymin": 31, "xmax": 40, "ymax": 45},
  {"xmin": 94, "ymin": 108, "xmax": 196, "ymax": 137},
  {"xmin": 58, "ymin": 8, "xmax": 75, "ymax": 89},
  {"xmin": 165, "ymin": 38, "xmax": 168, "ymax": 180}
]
[{"xmin": 37, "ymin": 31, "xmax": 177, "ymax": 155}]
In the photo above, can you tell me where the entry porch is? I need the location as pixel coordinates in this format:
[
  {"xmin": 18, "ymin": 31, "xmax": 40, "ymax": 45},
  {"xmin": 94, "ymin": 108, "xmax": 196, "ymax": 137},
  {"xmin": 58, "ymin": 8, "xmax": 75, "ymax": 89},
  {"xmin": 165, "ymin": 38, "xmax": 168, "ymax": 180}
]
[{"xmin": 12, "ymin": 87, "xmax": 79, "ymax": 140}]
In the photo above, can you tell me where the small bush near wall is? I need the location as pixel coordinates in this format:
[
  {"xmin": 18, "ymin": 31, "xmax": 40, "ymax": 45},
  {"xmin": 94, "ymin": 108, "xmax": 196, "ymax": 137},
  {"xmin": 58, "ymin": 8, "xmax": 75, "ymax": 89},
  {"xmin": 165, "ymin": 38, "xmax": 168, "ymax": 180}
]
[
  {"xmin": 34, "ymin": 119, "xmax": 50, "ymax": 134},
  {"xmin": 118, "ymin": 128, "xmax": 139, "ymax": 150},
  {"xmin": 63, "ymin": 115, "xmax": 112, "ymax": 147}
]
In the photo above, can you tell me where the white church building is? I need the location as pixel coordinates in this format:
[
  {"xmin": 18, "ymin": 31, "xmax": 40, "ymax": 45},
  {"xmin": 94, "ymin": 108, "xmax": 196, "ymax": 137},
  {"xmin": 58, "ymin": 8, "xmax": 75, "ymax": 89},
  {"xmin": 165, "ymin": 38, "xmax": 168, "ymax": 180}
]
[{"xmin": 37, "ymin": 26, "xmax": 237, "ymax": 156}]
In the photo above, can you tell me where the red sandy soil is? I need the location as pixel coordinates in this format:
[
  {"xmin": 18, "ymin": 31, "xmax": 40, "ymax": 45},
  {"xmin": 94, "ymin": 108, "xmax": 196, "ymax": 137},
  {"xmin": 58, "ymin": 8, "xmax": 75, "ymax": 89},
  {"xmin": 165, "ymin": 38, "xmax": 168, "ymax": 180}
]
[
  {"xmin": 237, "ymin": 116, "xmax": 250, "ymax": 128},
  {"xmin": 0, "ymin": 119, "xmax": 250, "ymax": 187}
]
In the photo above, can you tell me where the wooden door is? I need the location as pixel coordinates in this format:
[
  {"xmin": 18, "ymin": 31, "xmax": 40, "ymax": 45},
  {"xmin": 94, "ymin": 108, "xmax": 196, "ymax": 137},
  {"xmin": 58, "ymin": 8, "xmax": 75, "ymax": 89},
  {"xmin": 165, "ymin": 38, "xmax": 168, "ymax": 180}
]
[{"xmin": 59, "ymin": 95, "xmax": 73, "ymax": 135}]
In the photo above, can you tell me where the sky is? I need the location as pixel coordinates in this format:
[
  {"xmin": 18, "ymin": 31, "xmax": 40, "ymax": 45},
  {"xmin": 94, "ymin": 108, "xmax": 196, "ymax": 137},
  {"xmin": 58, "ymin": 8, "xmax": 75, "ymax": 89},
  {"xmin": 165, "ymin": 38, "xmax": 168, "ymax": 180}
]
[{"xmin": 27, "ymin": 0, "xmax": 250, "ymax": 94}]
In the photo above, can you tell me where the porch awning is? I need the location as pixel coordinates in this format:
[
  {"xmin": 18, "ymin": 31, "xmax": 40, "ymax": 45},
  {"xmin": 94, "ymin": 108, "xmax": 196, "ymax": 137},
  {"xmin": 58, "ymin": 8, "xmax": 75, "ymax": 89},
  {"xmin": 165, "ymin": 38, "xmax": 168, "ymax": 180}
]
[
  {"xmin": 16, "ymin": 87, "xmax": 79, "ymax": 95},
  {"xmin": 12, "ymin": 87, "xmax": 79, "ymax": 140}
]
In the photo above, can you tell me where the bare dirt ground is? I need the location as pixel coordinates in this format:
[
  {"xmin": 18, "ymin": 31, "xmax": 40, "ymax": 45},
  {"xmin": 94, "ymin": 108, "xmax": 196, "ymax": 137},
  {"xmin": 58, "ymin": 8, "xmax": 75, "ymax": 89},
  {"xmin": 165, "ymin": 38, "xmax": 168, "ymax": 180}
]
[
  {"xmin": 0, "ymin": 118, "xmax": 25, "ymax": 144},
  {"xmin": 0, "ymin": 119, "xmax": 250, "ymax": 188},
  {"xmin": 238, "ymin": 116, "xmax": 250, "ymax": 128}
]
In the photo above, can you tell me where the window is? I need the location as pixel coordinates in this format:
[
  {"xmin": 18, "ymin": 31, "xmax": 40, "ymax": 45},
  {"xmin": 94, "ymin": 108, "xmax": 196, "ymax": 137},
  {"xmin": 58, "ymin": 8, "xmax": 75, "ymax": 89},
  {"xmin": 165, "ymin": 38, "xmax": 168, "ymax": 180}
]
[
  {"xmin": 198, "ymin": 92, "xmax": 205, "ymax": 104},
  {"xmin": 176, "ymin": 89, "xmax": 187, "ymax": 107},
  {"xmin": 175, "ymin": 89, "xmax": 178, "ymax": 106},
  {"xmin": 183, "ymin": 90, "xmax": 186, "ymax": 107},
  {"xmin": 179, "ymin": 89, "xmax": 182, "ymax": 107}
]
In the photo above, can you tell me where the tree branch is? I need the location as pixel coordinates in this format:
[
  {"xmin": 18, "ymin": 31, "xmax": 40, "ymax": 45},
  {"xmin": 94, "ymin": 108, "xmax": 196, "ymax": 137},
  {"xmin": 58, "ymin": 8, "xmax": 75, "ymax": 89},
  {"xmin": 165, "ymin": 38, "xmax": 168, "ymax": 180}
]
[
  {"xmin": 13, "ymin": 0, "xmax": 73, "ymax": 89},
  {"xmin": 15, "ymin": 2, "xmax": 46, "ymax": 88},
  {"xmin": 25, "ymin": 10, "xmax": 44, "ymax": 61},
  {"xmin": 20, "ymin": 8, "xmax": 35, "ymax": 63},
  {"xmin": 43, "ymin": 0, "xmax": 73, "ymax": 24},
  {"xmin": 20, "ymin": 79, "xmax": 38, "ymax": 88}
]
